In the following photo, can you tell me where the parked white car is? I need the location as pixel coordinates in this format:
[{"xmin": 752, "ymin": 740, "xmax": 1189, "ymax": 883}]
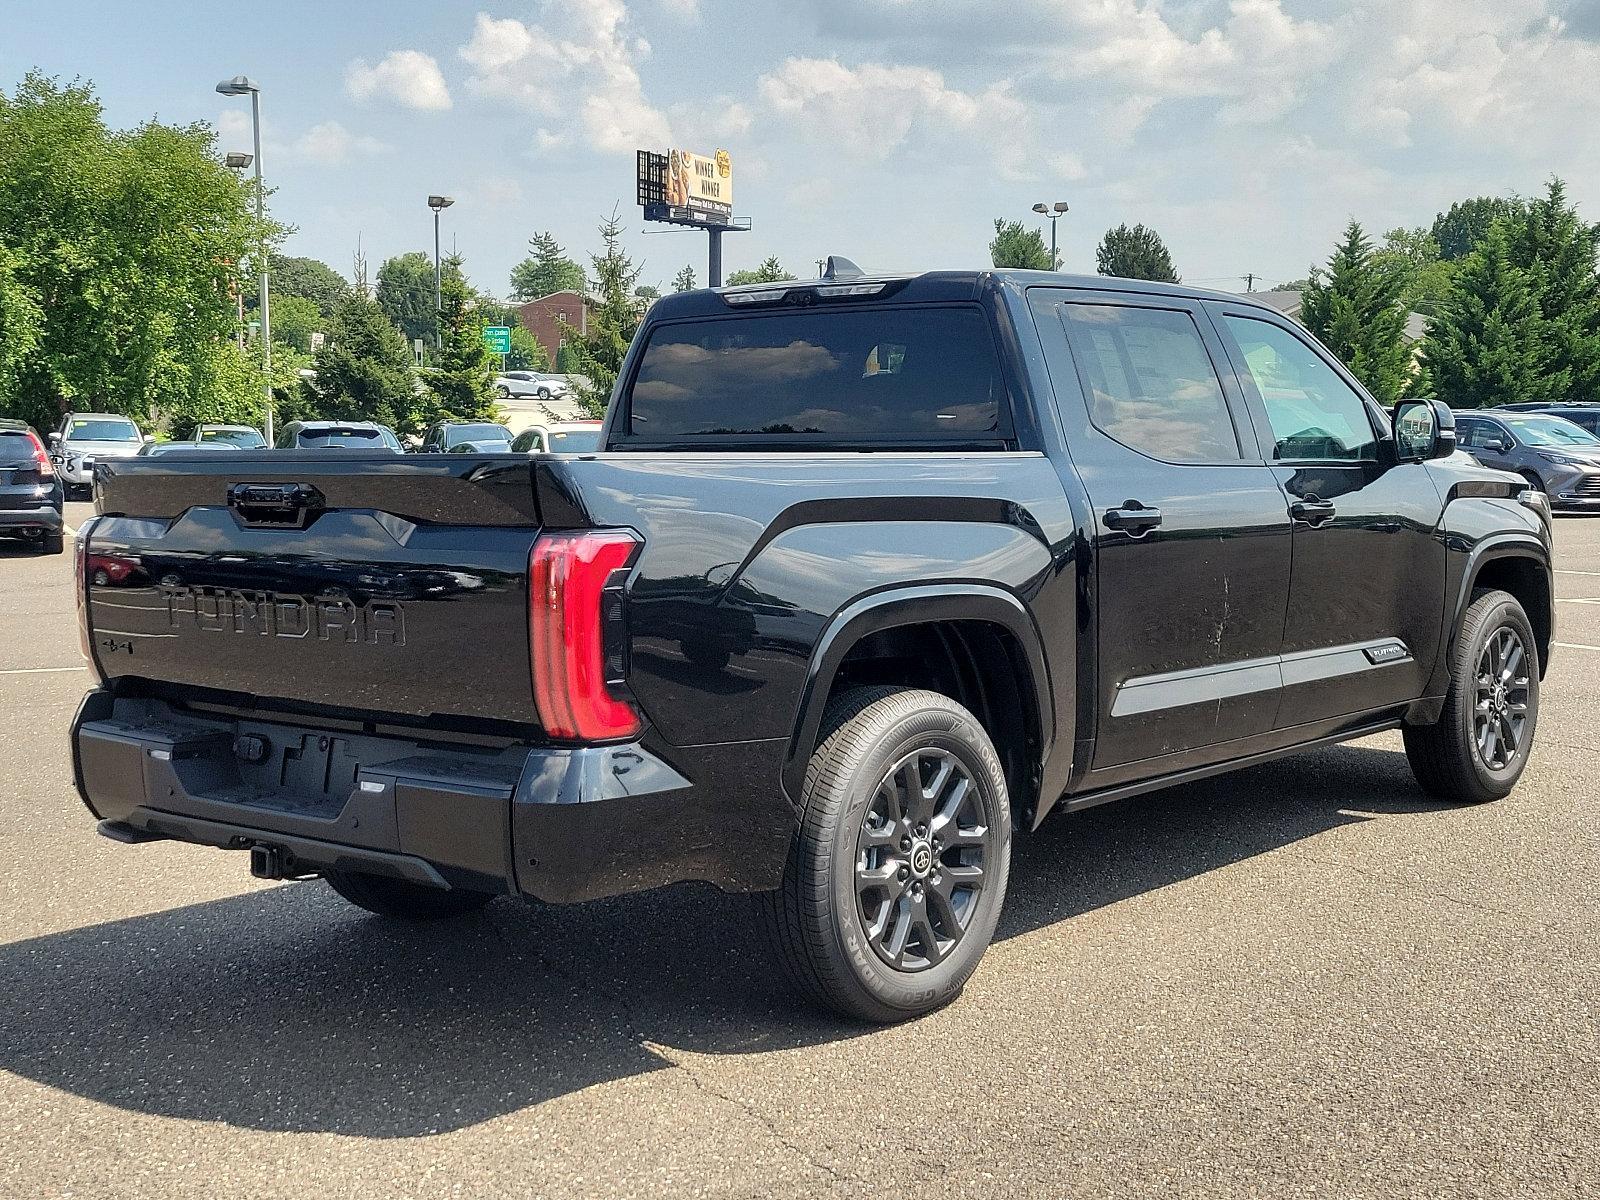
[
  {"xmin": 494, "ymin": 371, "xmax": 572, "ymax": 401},
  {"xmin": 49, "ymin": 413, "xmax": 149, "ymax": 498},
  {"xmin": 509, "ymin": 421, "xmax": 604, "ymax": 453}
]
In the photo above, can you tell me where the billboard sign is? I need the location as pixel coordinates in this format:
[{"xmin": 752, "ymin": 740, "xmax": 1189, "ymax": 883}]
[{"xmin": 637, "ymin": 147, "xmax": 733, "ymax": 227}]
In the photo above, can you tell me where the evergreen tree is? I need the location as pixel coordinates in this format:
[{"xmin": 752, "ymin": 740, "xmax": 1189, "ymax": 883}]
[
  {"xmin": 1424, "ymin": 223, "xmax": 1563, "ymax": 409},
  {"xmin": 424, "ymin": 255, "xmax": 498, "ymax": 422},
  {"xmin": 1300, "ymin": 222, "xmax": 1413, "ymax": 405},
  {"xmin": 375, "ymin": 251, "xmax": 439, "ymax": 346},
  {"xmin": 558, "ymin": 209, "xmax": 642, "ymax": 418},
  {"xmin": 307, "ymin": 291, "xmax": 420, "ymax": 432},
  {"xmin": 989, "ymin": 218, "xmax": 1053, "ymax": 270},
  {"xmin": 1095, "ymin": 224, "xmax": 1180, "ymax": 283},
  {"xmin": 726, "ymin": 256, "xmax": 797, "ymax": 285},
  {"xmin": 1431, "ymin": 196, "xmax": 1523, "ymax": 262},
  {"xmin": 672, "ymin": 264, "xmax": 697, "ymax": 292},
  {"xmin": 1504, "ymin": 178, "xmax": 1600, "ymax": 400},
  {"xmin": 509, "ymin": 231, "xmax": 587, "ymax": 300}
]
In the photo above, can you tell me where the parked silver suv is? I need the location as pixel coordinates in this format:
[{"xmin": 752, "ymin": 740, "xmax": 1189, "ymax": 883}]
[
  {"xmin": 49, "ymin": 413, "xmax": 148, "ymax": 499},
  {"xmin": 1455, "ymin": 409, "xmax": 1600, "ymax": 510}
]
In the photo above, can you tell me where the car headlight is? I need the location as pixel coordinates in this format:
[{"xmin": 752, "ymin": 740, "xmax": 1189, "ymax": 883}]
[{"xmin": 1538, "ymin": 451, "xmax": 1590, "ymax": 466}]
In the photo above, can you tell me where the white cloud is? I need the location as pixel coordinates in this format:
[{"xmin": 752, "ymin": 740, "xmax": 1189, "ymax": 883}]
[
  {"xmin": 658, "ymin": 0, "xmax": 700, "ymax": 20},
  {"xmin": 459, "ymin": 2, "xmax": 670, "ymax": 153},
  {"xmin": 345, "ymin": 49, "xmax": 452, "ymax": 111},
  {"xmin": 757, "ymin": 59, "xmax": 1056, "ymax": 182},
  {"xmin": 294, "ymin": 122, "xmax": 389, "ymax": 166}
]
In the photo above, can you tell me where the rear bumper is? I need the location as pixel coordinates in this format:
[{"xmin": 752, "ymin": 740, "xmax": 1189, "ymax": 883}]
[
  {"xmin": 72, "ymin": 690, "xmax": 792, "ymax": 903},
  {"xmin": 0, "ymin": 505, "xmax": 63, "ymax": 535}
]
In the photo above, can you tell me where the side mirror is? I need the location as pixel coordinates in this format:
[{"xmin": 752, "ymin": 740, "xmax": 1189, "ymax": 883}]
[
  {"xmin": 1483, "ymin": 438, "xmax": 1509, "ymax": 454},
  {"xmin": 143, "ymin": 434, "xmax": 155, "ymax": 444},
  {"xmin": 47, "ymin": 432, "xmax": 60, "ymax": 448},
  {"xmin": 1393, "ymin": 398, "xmax": 1456, "ymax": 462}
]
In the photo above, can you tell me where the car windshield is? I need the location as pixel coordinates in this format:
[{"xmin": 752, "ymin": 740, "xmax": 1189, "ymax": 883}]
[
  {"xmin": 1503, "ymin": 415, "xmax": 1600, "ymax": 447},
  {"xmin": 198, "ymin": 427, "xmax": 266, "ymax": 448},
  {"xmin": 545, "ymin": 429, "xmax": 602, "ymax": 452},
  {"xmin": 145, "ymin": 442, "xmax": 239, "ymax": 455},
  {"xmin": 66, "ymin": 418, "xmax": 139, "ymax": 442},
  {"xmin": 446, "ymin": 424, "xmax": 512, "ymax": 443}
]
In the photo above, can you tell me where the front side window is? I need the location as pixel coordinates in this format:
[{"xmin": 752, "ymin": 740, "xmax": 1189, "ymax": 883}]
[
  {"xmin": 1455, "ymin": 418, "xmax": 1503, "ymax": 450},
  {"xmin": 1058, "ymin": 303, "xmax": 1240, "ymax": 463},
  {"xmin": 1502, "ymin": 415, "xmax": 1600, "ymax": 448},
  {"xmin": 1224, "ymin": 316, "xmax": 1377, "ymax": 462},
  {"xmin": 625, "ymin": 306, "xmax": 1004, "ymax": 441}
]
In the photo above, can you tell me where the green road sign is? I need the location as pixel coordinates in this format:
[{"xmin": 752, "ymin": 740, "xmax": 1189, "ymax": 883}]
[{"xmin": 483, "ymin": 325, "xmax": 512, "ymax": 354}]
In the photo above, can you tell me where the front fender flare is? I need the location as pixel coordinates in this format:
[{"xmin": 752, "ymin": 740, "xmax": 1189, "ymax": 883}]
[{"xmin": 781, "ymin": 584, "xmax": 1056, "ymax": 816}]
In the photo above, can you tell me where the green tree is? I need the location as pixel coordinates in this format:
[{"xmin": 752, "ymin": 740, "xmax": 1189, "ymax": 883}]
[
  {"xmin": 307, "ymin": 291, "xmax": 420, "ymax": 432},
  {"xmin": 0, "ymin": 73, "xmax": 271, "ymax": 432},
  {"xmin": 264, "ymin": 254, "xmax": 348, "ymax": 317},
  {"xmin": 504, "ymin": 325, "xmax": 550, "ymax": 372},
  {"xmin": 423, "ymin": 256, "xmax": 497, "ymax": 422},
  {"xmin": 509, "ymin": 231, "xmax": 587, "ymax": 301},
  {"xmin": 555, "ymin": 341, "xmax": 582, "ymax": 373},
  {"xmin": 726, "ymin": 256, "xmax": 797, "ymax": 285},
  {"xmin": 375, "ymin": 251, "xmax": 439, "ymax": 346},
  {"xmin": 1095, "ymin": 224, "xmax": 1180, "ymax": 282},
  {"xmin": 1300, "ymin": 222, "xmax": 1413, "ymax": 405},
  {"xmin": 989, "ymin": 218, "xmax": 1054, "ymax": 270},
  {"xmin": 1424, "ymin": 223, "xmax": 1561, "ymax": 409},
  {"xmin": 1373, "ymin": 227, "xmax": 1454, "ymax": 316},
  {"xmin": 269, "ymin": 293, "xmax": 321, "ymax": 354},
  {"xmin": 1503, "ymin": 178, "xmax": 1600, "ymax": 400},
  {"xmin": 1431, "ymin": 196, "xmax": 1524, "ymax": 262},
  {"xmin": 558, "ymin": 209, "xmax": 642, "ymax": 418},
  {"xmin": 672, "ymin": 264, "xmax": 697, "ymax": 292}
]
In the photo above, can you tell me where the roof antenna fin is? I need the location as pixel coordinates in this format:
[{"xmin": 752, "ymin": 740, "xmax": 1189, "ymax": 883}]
[{"xmin": 822, "ymin": 256, "xmax": 864, "ymax": 281}]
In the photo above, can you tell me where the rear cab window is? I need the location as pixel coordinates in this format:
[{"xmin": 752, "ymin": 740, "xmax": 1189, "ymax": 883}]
[{"xmin": 618, "ymin": 305, "xmax": 1011, "ymax": 448}]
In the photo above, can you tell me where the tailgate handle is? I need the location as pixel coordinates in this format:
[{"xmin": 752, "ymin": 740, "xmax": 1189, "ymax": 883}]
[{"xmin": 228, "ymin": 482, "xmax": 325, "ymax": 529}]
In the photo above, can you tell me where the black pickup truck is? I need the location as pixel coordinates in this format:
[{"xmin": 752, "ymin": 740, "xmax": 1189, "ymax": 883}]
[{"xmin": 71, "ymin": 268, "xmax": 1553, "ymax": 1022}]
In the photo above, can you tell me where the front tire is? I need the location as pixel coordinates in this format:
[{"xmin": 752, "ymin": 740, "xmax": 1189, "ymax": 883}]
[
  {"xmin": 324, "ymin": 870, "xmax": 495, "ymax": 919},
  {"xmin": 1404, "ymin": 588, "xmax": 1539, "ymax": 803},
  {"xmin": 536, "ymin": 387, "xmax": 551, "ymax": 400},
  {"xmin": 761, "ymin": 686, "xmax": 1012, "ymax": 1023}
]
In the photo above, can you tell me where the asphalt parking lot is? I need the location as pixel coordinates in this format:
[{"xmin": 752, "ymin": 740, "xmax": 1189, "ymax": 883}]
[{"xmin": 2, "ymin": 502, "xmax": 1597, "ymax": 1199}]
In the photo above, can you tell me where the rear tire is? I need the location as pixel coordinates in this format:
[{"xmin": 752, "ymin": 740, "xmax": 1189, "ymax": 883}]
[
  {"xmin": 40, "ymin": 532, "xmax": 64, "ymax": 555},
  {"xmin": 324, "ymin": 870, "xmax": 495, "ymax": 920},
  {"xmin": 496, "ymin": 385, "xmax": 510, "ymax": 398},
  {"xmin": 760, "ymin": 686, "xmax": 1012, "ymax": 1023},
  {"xmin": 1404, "ymin": 588, "xmax": 1539, "ymax": 803}
]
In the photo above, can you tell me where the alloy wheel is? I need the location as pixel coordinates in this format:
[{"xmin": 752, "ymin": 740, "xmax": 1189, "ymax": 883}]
[
  {"xmin": 1474, "ymin": 626, "xmax": 1530, "ymax": 770},
  {"xmin": 854, "ymin": 747, "xmax": 990, "ymax": 972}
]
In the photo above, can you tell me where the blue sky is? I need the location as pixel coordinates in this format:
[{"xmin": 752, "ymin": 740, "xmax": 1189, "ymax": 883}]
[{"xmin": 6, "ymin": 0, "xmax": 1600, "ymax": 297}]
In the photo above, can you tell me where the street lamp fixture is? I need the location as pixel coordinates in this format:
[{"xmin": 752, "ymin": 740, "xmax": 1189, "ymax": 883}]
[
  {"xmin": 224, "ymin": 151, "xmax": 253, "ymax": 170},
  {"xmin": 429, "ymin": 196, "xmax": 456, "ymax": 351},
  {"xmin": 216, "ymin": 75, "xmax": 274, "ymax": 444},
  {"xmin": 1031, "ymin": 200, "xmax": 1070, "ymax": 269}
]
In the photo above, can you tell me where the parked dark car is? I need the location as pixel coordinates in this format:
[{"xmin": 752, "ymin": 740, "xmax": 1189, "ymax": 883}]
[
  {"xmin": 418, "ymin": 421, "xmax": 514, "ymax": 453},
  {"xmin": 274, "ymin": 421, "xmax": 404, "ymax": 452},
  {"xmin": 1493, "ymin": 402, "xmax": 1600, "ymax": 435},
  {"xmin": 73, "ymin": 266, "xmax": 1553, "ymax": 1022},
  {"xmin": 1454, "ymin": 409, "xmax": 1600, "ymax": 509},
  {"xmin": 0, "ymin": 418, "xmax": 65, "ymax": 554}
]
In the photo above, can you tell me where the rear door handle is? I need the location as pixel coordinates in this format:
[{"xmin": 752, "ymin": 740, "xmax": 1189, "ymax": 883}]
[
  {"xmin": 1290, "ymin": 496, "xmax": 1337, "ymax": 526},
  {"xmin": 1103, "ymin": 501, "xmax": 1163, "ymax": 537}
]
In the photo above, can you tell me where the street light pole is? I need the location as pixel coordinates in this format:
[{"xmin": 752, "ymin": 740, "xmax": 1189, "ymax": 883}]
[
  {"xmin": 1031, "ymin": 200, "xmax": 1070, "ymax": 270},
  {"xmin": 428, "ymin": 195, "xmax": 455, "ymax": 353},
  {"xmin": 217, "ymin": 76, "xmax": 273, "ymax": 445}
]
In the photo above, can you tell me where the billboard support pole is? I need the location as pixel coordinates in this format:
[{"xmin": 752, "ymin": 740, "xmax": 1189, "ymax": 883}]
[{"xmin": 708, "ymin": 227, "xmax": 724, "ymax": 288}]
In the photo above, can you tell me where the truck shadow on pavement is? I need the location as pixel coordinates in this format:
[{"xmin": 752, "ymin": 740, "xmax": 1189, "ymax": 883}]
[{"xmin": 0, "ymin": 742, "xmax": 1457, "ymax": 1138}]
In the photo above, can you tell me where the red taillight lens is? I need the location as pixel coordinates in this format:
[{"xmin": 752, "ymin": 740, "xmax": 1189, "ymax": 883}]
[
  {"xmin": 28, "ymin": 431, "xmax": 54, "ymax": 478},
  {"xmin": 529, "ymin": 529, "xmax": 642, "ymax": 741}
]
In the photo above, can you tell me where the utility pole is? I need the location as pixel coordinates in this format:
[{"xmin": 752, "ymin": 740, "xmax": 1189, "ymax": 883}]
[
  {"xmin": 215, "ymin": 76, "xmax": 273, "ymax": 444},
  {"xmin": 428, "ymin": 195, "xmax": 455, "ymax": 352},
  {"xmin": 1244, "ymin": 272, "xmax": 1257, "ymax": 292}
]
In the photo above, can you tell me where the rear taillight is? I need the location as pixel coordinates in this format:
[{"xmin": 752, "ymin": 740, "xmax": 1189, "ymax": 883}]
[
  {"xmin": 529, "ymin": 529, "xmax": 642, "ymax": 741},
  {"xmin": 28, "ymin": 431, "xmax": 53, "ymax": 478}
]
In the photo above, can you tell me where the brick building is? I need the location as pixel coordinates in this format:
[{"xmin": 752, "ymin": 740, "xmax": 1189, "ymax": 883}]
[{"xmin": 516, "ymin": 290, "xmax": 588, "ymax": 364}]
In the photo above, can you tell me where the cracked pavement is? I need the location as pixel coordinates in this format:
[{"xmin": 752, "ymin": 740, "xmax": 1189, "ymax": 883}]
[{"xmin": 1, "ymin": 503, "xmax": 1597, "ymax": 1198}]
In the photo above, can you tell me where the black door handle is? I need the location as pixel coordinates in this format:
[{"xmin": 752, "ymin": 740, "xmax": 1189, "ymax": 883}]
[
  {"xmin": 1103, "ymin": 501, "xmax": 1163, "ymax": 537},
  {"xmin": 1290, "ymin": 496, "xmax": 1337, "ymax": 526}
]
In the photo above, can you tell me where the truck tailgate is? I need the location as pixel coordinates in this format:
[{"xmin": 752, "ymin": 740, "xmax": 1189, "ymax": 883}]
[{"xmin": 86, "ymin": 454, "xmax": 544, "ymax": 730}]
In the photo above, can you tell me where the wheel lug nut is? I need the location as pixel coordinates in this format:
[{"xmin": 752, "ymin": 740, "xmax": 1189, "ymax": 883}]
[
  {"xmin": 900, "ymin": 836, "xmax": 911, "ymax": 849},
  {"xmin": 898, "ymin": 866, "xmax": 909, "ymax": 880}
]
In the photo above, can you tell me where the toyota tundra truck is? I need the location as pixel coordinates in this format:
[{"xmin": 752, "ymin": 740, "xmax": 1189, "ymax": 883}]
[{"xmin": 70, "ymin": 266, "xmax": 1554, "ymax": 1022}]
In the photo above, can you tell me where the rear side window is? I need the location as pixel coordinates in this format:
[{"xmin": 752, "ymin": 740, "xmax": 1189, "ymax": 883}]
[
  {"xmin": 1058, "ymin": 304, "xmax": 1240, "ymax": 463},
  {"xmin": 624, "ymin": 307, "xmax": 1005, "ymax": 442}
]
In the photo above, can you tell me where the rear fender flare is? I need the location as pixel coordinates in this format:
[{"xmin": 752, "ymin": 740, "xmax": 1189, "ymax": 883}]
[{"xmin": 782, "ymin": 584, "xmax": 1054, "ymax": 811}]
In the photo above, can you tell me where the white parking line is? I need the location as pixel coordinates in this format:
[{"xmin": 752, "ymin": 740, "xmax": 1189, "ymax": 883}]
[
  {"xmin": 1555, "ymin": 597, "xmax": 1600, "ymax": 604},
  {"xmin": 0, "ymin": 665, "xmax": 86, "ymax": 675},
  {"xmin": 1557, "ymin": 569, "xmax": 1600, "ymax": 576},
  {"xmin": 1556, "ymin": 641, "xmax": 1600, "ymax": 652}
]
